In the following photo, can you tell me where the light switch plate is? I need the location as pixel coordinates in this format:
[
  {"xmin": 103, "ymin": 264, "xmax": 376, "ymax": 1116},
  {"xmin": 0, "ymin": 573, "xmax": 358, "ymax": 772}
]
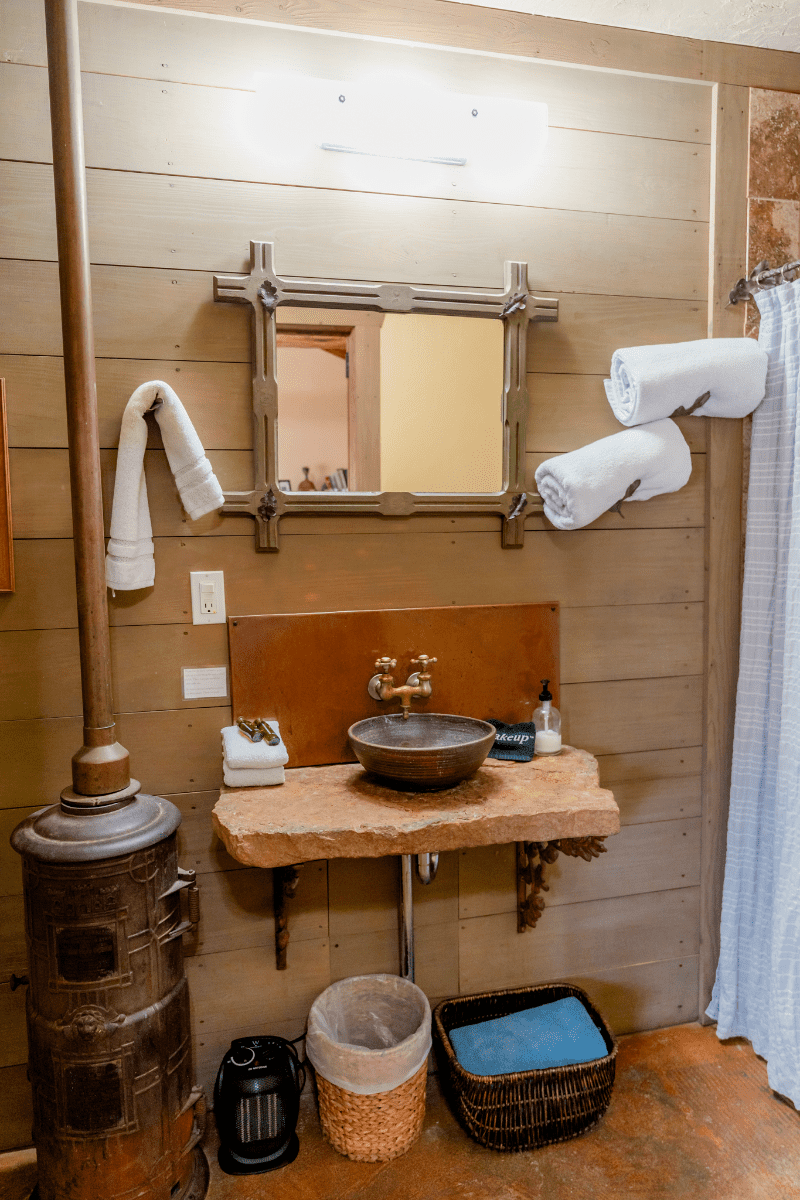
[{"xmin": 190, "ymin": 571, "xmax": 226, "ymax": 625}]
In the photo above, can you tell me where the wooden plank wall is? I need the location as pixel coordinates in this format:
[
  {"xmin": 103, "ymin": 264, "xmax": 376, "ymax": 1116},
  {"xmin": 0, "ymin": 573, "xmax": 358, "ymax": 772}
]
[{"xmin": 0, "ymin": 0, "xmax": 755, "ymax": 1149}]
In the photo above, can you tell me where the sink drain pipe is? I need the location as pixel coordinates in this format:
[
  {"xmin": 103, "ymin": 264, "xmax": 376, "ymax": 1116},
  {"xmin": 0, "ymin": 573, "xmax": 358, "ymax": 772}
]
[{"xmin": 399, "ymin": 853, "xmax": 440, "ymax": 980}]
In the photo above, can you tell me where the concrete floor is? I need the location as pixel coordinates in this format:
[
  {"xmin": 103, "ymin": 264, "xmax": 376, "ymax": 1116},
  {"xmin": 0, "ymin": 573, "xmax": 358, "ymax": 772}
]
[{"xmin": 2, "ymin": 1024, "xmax": 799, "ymax": 1199}]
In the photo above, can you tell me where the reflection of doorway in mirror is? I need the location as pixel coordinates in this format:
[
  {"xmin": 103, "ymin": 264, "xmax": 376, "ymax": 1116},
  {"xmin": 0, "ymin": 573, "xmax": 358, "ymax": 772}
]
[
  {"xmin": 276, "ymin": 341, "xmax": 349, "ymax": 492},
  {"xmin": 276, "ymin": 309, "xmax": 383, "ymax": 492},
  {"xmin": 380, "ymin": 315, "xmax": 504, "ymax": 493}
]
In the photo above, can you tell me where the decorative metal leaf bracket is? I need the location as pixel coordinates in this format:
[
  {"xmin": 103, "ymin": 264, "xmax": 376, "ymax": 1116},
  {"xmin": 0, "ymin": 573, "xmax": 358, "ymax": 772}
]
[
  {"xmin": 516, "ymin": 837, "xmax": 607, "ymax": 931},
  {"xmin": 274, "ymin": 863, "xmax": 300, "ymax": 970},
  {"xmin": 213, "ymin": 241, "xmax": 558, "ymax": 551}
]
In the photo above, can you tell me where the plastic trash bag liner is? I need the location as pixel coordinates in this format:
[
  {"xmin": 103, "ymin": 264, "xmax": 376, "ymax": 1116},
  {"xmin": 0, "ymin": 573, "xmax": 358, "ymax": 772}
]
[{"xmin": 306, "ymin": 974, "xmax": 431, "ymax": 1095}]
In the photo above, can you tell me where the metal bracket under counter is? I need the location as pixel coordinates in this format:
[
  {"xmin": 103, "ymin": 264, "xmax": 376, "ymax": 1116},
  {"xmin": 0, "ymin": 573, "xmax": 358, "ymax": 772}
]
[{"xmin": 213, "ymin": 747, "xmax": 619, "ymax": 972}]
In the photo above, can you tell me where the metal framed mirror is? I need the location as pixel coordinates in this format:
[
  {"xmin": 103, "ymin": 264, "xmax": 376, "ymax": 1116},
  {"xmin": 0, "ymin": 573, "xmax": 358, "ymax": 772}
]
[{"xmin": 213, "ymin": 242, "xmax": 558, "ymax": 550}]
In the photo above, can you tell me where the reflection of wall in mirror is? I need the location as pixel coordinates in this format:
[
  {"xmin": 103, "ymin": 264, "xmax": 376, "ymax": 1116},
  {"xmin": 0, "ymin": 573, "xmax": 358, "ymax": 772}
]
[
  {"xmin": 276, "ymin": 346, "xmax": 349, "ymax": 491},
  {"xmin": 380, "ymin": 314, "xmax": 504, "ymax": 494}
]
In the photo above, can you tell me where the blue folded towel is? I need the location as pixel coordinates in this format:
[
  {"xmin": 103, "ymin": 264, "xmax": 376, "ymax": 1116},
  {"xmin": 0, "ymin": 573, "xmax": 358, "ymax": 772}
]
[{"xmin": 448, "ymin": 997, "xmax": 608, "ymax": 1076}]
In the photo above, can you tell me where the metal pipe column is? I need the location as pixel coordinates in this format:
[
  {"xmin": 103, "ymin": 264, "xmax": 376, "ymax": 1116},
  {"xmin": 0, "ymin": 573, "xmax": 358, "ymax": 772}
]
[
  {"xmin": 400, "ymin": 854, "xmax": 414, "ymax": 980},
  {"xmin": 45, "ymin": 0, "xmax": 130, "ymax": 797}
]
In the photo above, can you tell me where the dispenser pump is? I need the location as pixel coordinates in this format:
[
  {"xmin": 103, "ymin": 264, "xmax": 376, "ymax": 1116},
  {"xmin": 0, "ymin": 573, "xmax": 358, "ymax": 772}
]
[{"xmin": 533, "ymin": 679, "xmax": 562, "ymax": 755}]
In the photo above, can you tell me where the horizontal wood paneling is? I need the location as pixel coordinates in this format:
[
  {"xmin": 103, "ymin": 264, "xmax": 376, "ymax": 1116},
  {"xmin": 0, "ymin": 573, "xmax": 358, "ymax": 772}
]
[
  {"xmin": 565, "ymin": 957, "xmax": 699, "ymax": 1033},
  {"xmin": 1, "ymin": 355, "xmax": 252, "ymax": 450},
  {"xmin": 1, "ymin": 164, "xmax": 708, "ymax": 300},
  {"xmin": 60, "ymin": 0, "xmax": 713, "ymax": 82},
  {"xmin": 562, "ymin": 676, "xmax": 702, "ymax": 755},
  {"xmin": 1, "ymin": 358, "xmax": 710, "ymax": 456},
  {"xmin": 459, "ymin": 817, "xmax": 701, "ymax": 920},
  {"xmin": 95, "ymin": 526, "xmax": 705, "ymax": 614},
  {"xmin": 0, "ymin": 260, "xmax": 246, "ymax": 361},
  {"xmin": 529, "ymin": 375, "xmax": 708, "ymax": 453},
  {"xmin": 9, "ymin": 0, "xmax": 795, "ymax": 96},
  {"xmin": 459, "ymin": 886, "xmax": 699, "ymax": 994},
  {"xmin": 1, "ymin": 0, "xmax": 713, "ymax": 144},
  {"xmin": 183, "ymin": 861, "xmax": 328, "ymax": 958},
  {"xmin": 561, "ymin": 603, "xmax": 703, "ymax": 683},
  {"xmin": 110, "ymin": 0, "xmax": 800, "ymax": 93},
  {"xmin": 328, "ymin": 854, "xmax": 459, "ymax": 938},
  {"xmin": 0, "ymin": 677, "xmax": 698, "ymax": 807},
  {"xmin": 0, "ymin": 1064, "xmax": 32, "ymax": 1153},
  {"xmin": 0, "ymin": 624, "xmax": 230, "ymax": 720},
  {"xmin": 8, "ymin": 447, "xmax": 705, "ymax": 539},
  {"xmin": 537, "ymin": 817, "xmax": 701, "ymax": 905},
  {"xmin": 0, "ymin": 261, "xmax": 708, "ymax": 366},
  {"xmin": 185, "ymin": 938, "xmax": 330, "ymax": 1035},
  {"xmin": 0, "ymin": 527, "xmax": 704, "ymax": 635},
  {"xmin": 0, "ymin": 895, "xmax": 26, "ymax": 977},
  {"xmin": 530, "ymin": 294, "xmax": 707, "ymax": 375},
  {"xmin": 610, "ymin": 775, "xmax": 702, "ymax": 825},
  {"xmin": 0, "ymin": 985, "xmax": 27, "ymax": 1069},
  {"xmin": 0, "ymin": 808, "xmax": 37, "ymax": 899},
  {"xmin": 171, "ymin": 790, "xmax": 248, "ymax": 876},
  {"xmin": 0, "ymin": 85, "xmax": 710, "ymax": 218},
  {"xmin": 597, "ymin": 746, "xmax": 703, "ymax": 785},
  {"xmin": 0, "ymin": 707, "xmax": 229, "ymax": 808}
]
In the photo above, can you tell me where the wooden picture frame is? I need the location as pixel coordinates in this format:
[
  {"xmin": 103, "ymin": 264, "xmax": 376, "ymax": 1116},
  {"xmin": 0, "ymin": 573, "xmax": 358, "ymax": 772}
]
[
  {"xmin": 213, "ymin": 241, "xmax": 558, "ymax": 551},
  {"xmin": 0, "ymin": 380, "xmax": 14, "ymax": 593}
]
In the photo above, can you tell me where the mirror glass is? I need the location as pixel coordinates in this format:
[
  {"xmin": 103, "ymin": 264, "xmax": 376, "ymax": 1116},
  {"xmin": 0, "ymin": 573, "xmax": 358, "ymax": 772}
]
[{"xmin": 276, "ymin": 309, "xmax": 504, "ymax": 494}]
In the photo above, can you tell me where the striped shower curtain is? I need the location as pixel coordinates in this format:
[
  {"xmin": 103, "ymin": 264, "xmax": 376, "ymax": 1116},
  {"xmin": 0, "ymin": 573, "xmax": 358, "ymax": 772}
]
[{"xmin": 709, "ymin": 277, "xmax": 800, "ymax": 1104}]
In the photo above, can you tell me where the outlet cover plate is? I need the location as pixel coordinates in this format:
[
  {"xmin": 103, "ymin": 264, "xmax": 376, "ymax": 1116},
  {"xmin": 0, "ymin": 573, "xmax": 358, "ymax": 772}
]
[{"xmin": 190, "ymin": 570, "xmax": 226, "ymax": 625}]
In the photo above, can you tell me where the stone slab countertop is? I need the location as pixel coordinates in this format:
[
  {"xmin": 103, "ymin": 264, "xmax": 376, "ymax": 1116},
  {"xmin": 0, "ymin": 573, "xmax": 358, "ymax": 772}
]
[{"xmin": 212, "ymin": 746, "xmax": 619, "ymax": 869}]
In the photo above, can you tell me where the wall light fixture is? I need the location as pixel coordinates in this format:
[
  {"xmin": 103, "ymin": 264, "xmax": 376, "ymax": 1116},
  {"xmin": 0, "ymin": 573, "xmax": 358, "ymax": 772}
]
[{"xmin": 254, "ymin": 70, "xmax": 548, "ymax": 190}]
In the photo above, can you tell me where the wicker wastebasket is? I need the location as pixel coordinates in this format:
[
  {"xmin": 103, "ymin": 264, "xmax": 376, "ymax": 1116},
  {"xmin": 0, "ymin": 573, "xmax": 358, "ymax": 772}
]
[
  {"xmin": 433, "ymin": 982, "xmax": 617, "ymax": 1151},
  {"xmin": 306, "ymin": 974, "xmax": 431, "ymax": 1162}
]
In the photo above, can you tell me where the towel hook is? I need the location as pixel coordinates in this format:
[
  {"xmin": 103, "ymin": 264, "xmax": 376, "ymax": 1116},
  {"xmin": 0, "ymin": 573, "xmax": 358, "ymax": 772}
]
[{"xmin": 606, "ymin": 479, "xmax": 641, "ymax": 517}]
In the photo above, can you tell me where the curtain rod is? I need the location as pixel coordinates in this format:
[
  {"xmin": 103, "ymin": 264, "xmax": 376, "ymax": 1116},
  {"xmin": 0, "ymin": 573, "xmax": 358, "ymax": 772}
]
[{"xmin": 729, "ymin": 259, "xmax": 800, "ymax": 306}]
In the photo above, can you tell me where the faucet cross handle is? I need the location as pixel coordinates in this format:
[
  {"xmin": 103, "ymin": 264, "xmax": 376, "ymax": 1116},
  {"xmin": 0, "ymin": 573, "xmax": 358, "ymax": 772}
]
[
  {"xmin": 411, "ymin": 655, "xmax": 437, "ymax": 675},
  {"xmin": 375, "ymin": 656, "xmax": 397, "ymax": 674}
]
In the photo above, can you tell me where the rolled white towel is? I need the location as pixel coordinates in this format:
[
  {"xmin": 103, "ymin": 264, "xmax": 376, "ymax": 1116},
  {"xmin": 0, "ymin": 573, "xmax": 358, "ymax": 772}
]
[
  {"xmin": 604, "ymin": 337, "xmax": 768, "ymax": 426},
  {"xmin": 223, "ymin": 765, "xmax": 285, "ymax": 788},
  {"xmin": 106, "ymin": 381, "xmax": 224, "ymax": 590},
  {"xmin": 535, "ymin": 419, "xmax": 691, "ymax": 531},
  {"xmin": 222, "ymin": 722, "xmax": 289, "ymax": 770}
]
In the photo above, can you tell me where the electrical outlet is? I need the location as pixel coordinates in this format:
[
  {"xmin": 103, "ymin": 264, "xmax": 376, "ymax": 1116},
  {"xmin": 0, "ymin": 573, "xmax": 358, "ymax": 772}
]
[{"xmin": 190, "ymin": 571, "xmax": 226, "ymax": 625}]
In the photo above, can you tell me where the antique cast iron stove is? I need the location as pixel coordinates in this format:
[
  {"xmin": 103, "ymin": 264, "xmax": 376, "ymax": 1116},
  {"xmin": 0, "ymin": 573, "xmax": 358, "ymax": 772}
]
[{"xmin": 12, "ymin": 786, "xmax": 208, "ymax": 1200}]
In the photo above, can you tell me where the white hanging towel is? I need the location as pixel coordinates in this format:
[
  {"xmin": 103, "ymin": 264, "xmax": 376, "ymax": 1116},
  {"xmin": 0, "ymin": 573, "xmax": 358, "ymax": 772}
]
[
  {"xmin": 105, "ymin": 381, "xmax": 224, "ymax": 590},
  {"xmin": 534, "ymin": 418, "xmax": 691, "ymax": 531},
  {"xmin": 604, "ymin": 337, "xmax": 768, "ymax": 426}
]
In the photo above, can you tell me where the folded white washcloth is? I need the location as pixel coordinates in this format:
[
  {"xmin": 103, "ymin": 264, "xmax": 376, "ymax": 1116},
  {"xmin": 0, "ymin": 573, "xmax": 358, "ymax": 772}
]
[
  {"xmin": 535, "ymin": 418, "xmax": 691, "ymax": 531},
  {"xmin": 604, "ymin": 337, "xmax": 768, "ymax": 426},
  {"xmin": 222, "ymin": 722, "xmax": 289, "ymax": 770},
  {"xmin": 106, "ymin": 381, "xmax": 224, "ymax": 590},
  {"xmin": 223, "ymin": 765, "xmax": 285, "ymax": 788}
]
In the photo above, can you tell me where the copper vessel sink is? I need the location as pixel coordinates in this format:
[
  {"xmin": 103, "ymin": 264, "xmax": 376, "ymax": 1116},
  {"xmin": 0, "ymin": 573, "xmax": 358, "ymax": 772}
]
[{"xmin": 348, "ymin": 713, "xmax": 496, "ymax": 791}]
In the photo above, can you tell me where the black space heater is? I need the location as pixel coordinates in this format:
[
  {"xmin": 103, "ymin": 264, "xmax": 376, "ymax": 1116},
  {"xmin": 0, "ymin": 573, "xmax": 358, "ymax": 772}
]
[{"xmin": 214, "ymin": 1035, "xmax": 305, "ymax": 1175}]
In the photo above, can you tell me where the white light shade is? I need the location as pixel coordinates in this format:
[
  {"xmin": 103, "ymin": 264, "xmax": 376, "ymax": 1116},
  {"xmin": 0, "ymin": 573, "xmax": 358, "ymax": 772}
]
[{"xmin": 253, "ymin": 71, "xmax": 548, "ymax": 190}]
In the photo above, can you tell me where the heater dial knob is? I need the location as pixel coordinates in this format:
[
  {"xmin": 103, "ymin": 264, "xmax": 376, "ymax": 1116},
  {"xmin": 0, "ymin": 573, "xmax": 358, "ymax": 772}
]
[{"xmin": 229, "ymin": 1046, "xmax": 256, "ymax": 1068}]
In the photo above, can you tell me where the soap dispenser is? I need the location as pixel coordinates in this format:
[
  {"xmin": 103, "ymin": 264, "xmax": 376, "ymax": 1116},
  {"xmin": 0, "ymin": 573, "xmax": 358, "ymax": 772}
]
[{"xmin": 533, "ymin": 680, "xmax": 562, "ymax": 755}]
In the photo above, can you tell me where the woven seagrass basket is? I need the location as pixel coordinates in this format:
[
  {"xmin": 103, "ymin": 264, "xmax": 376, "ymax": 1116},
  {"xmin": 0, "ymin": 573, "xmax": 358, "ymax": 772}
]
[
  {"xmin": 433, "ymin": 983, "xmax": 617, "ymax": 1152},
  {"xmin": 314, "ymin": 1060, "xmax": 427, "ymax": 1162}
]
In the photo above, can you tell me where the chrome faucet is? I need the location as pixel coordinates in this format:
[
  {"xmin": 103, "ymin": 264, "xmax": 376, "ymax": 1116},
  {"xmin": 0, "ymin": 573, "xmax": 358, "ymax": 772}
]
[{"xmin": 368, "ymin": 655, "xmax": 437, "ymax": 720}]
